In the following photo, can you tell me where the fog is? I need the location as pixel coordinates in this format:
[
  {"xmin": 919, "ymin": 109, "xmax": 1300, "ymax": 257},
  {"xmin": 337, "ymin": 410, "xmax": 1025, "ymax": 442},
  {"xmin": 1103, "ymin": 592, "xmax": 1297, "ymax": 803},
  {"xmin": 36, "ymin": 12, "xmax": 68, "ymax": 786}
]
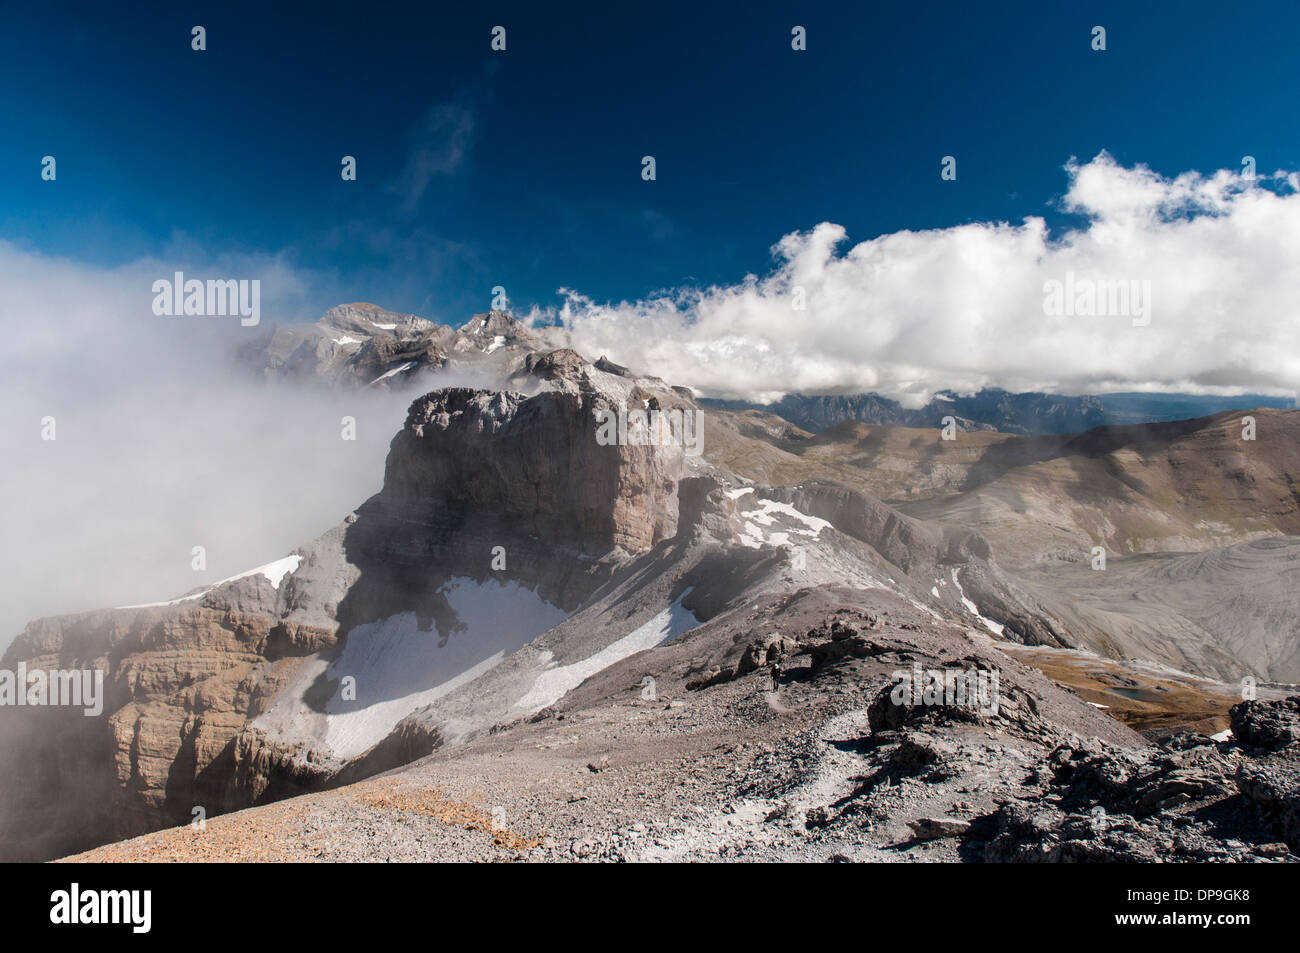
[{"xmin": 0, "ymin": 242, "xmax": 422, "ymax": 649}]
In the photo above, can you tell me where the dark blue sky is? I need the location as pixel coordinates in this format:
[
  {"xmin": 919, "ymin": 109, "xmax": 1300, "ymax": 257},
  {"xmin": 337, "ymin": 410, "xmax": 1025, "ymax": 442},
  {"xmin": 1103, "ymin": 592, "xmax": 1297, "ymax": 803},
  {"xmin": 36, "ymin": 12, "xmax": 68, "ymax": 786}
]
[{"xmin": 3, "ymin": 0, "xmax": 1297, "ymax": 323}]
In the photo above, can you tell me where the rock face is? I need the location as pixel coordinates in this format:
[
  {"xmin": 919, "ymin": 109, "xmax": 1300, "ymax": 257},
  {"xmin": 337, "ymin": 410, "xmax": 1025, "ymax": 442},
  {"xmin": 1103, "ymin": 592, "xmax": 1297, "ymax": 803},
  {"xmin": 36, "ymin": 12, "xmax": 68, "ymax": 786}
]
[
  {"xmin": 386, "ymin": 386, "xmax": 682, "ymax": 554},
  {"xmin": 0, "ymin": 581, "xmax": 339, "ymax": 861},
  {"xmin": 974, "ymin": 696, "xmax": 1300, "ymax": 862},
  {"xmin": 0, "ymin": 342, "xmax": 697, "ymax": 861},
  {"xmin": 240, "ymin": 306, "xmax": 546, "ymax": 389}
]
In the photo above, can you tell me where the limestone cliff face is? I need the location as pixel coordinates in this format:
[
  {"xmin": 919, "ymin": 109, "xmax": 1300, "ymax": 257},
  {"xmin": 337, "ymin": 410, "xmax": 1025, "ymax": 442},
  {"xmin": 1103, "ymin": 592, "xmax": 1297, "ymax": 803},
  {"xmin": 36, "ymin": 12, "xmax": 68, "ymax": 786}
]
[
  {"xmin": 386, "ymin": 386, "xmax": 682, "ymax": 554},
  {"xmin": 0, "ymin": 579, "xmax": 339, "ymax": 861},
  {"xmin": 0, "ymin": 350, "xmax": 697, "ymax": 861}
]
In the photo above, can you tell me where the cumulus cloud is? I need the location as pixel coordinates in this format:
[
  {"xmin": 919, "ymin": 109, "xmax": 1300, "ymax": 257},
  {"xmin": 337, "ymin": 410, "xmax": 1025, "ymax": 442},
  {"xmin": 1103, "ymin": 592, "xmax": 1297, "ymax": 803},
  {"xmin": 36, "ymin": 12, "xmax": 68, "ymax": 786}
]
[{"xmin": 534, "ymin": 153, "xmax": 1300, "ymax": 406}]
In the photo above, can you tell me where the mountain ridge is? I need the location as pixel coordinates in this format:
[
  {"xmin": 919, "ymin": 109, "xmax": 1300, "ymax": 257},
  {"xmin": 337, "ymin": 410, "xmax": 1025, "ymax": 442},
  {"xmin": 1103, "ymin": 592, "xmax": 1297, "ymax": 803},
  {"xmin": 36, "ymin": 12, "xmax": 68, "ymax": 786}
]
[{"xmin": 6, "ymin": 304, "xmax": 1300, "ymax": 864}]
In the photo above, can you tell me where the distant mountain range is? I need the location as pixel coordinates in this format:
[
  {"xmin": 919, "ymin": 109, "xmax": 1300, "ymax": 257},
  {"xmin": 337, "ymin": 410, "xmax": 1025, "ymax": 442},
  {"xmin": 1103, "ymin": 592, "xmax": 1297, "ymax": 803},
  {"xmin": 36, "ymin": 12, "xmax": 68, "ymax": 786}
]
[{"xmin": 703, "ymin": 389, "xmax": 1295, "ymax": 436}]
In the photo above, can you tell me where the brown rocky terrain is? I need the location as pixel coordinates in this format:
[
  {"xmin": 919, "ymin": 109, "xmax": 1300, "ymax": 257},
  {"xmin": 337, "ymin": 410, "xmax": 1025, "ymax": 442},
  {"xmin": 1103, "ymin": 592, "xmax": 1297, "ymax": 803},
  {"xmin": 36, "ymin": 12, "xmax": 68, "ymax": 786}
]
[
  {"xmin": 707, "ymin": 408, "xmax": 1300, "ymax": 559},
  {"xmin": 704, "ymin": 406, "xmax": 1300, "ymax": 682},
  {"xmin": 61, "ymin": 594, "xmax": 1300, "ymax": 864},
  {"xmin": 7, "ymin": 308, "xmax": 1300, "ymax": 864},
  {"xmin": 0, "ymin": 337, "xmax": 696, "ymax": 859}
]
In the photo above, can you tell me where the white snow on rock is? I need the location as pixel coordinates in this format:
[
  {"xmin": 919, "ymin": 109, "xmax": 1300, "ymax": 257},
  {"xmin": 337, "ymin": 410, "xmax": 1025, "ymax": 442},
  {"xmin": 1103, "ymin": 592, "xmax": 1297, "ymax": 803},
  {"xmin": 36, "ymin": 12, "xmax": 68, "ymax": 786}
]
[
  {"xmin": 742, "ymin": 499, "xmax": 831, "ymax": 535},
  {"xmin": 368, "ymin": 361, "xmax": 416, "ymax": 385},
  {"xmin": 117, "ymin": 590, "xmax": 210, "ymax": 610},
  {"xmin": 951, "ymin": 568, "xmax": 1004, "ymax": 635},
  {"xmin": 255, "ymin": 577, "xmax": 568, "ymax": 760},
  {"xmin": 515, "ymin": 590, "xmax": 698, "ymax": 713},
  {"xmin": 738, "ymin": 522, "xmax": 765, "ymax": 549},
  {"xmin": 332, "ymin": 335, "xmax": 365, "ymax": 346},
  {"xmin": 735, "ymin": 498, "xmax": 831, "ymax": 551},
  {"xmin": 484, "ymin": 334, "xmax": 506, "ymax": 354},
  {"xmin": 227, "ymin": 554, "xmax": 302, "ymax": 589},
  {"xmin": 1210, "ymin": 728, "xmax": 1233, "ymax": 742},
  {"xmin": 370, "ymin": 321, "xmax": 397, "ymax": 330},
  {"xmin": 118, "ymin": 554, "xmax": 302, "ymax": 608}
]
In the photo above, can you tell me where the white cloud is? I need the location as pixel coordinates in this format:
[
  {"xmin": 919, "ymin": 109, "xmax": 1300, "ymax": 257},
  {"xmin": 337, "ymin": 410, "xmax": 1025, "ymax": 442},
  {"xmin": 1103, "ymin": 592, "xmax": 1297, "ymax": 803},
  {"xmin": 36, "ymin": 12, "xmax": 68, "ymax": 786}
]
[
  {"xmin": 533, "ymin": 153, "xmax": 1300, "ymax": 406},
  {"xmin": 0, "ymin": 243, "xmax": 411, "ymax": 647}
]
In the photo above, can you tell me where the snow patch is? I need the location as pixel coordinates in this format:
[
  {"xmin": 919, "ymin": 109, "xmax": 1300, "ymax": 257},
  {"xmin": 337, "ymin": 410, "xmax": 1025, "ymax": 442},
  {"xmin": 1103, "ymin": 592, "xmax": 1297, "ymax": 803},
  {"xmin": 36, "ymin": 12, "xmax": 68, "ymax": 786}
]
[
  {"xmin": 256, "ymin": 578, "xmax": 567, "ymax": 760},
  {"xmin": 237, "ymin": 554, "xmax": 302, "ymax": 589},
  {"xmin": 740, "ymin": 499, "xmax": 831, "ymax": 536},
  {"xmin": 516, "ymin": 590, "xmax": 698, "ymax": 713},
  {"xmin": 118, "ymin": 554, "xmax": 302, "ymax": 608},
  {"xmin": 368, "ymin": 361, "xmax": 416, "ymax": 385},
  {"xmin": 734, "ymin": 497, "xmax": 831, "ymax": 559},
  {"xmin": 951, "ymin": 568, "xmax": 1004, "ymax": 636}
]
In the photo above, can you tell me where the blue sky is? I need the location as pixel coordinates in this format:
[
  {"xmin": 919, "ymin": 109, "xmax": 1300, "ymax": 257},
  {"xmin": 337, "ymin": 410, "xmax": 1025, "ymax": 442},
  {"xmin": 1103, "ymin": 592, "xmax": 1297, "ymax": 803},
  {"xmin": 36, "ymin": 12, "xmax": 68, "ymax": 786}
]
[{"xmin": 2, "ymin": 0, "xmax": 1299, "ymax": 323}]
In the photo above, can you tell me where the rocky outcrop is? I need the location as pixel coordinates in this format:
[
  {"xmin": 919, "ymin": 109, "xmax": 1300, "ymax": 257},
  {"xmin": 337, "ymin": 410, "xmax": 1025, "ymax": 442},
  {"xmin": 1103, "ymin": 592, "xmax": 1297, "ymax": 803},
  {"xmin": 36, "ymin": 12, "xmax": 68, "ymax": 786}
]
[
  {"xmin": 240, "ymin": 306, "xmax": 545, "ymax": 389},
  {"xmin": 0, "ymin": 341, "xmax": 704, "ymax": 861},
  {"xmin": 973, "ymin": 697, "xmax": 1300, "ymax": 861},
  {"xmin": 387, "ymin": 385, "xmax": 682, "ymax": 554},
  {"xmin": 1231, "ymin": 695, "xmax": 1300, "ymax": 750},
  {"xmin": 0, "ymin": 588, "xmax": 337, "ymax": 861}
]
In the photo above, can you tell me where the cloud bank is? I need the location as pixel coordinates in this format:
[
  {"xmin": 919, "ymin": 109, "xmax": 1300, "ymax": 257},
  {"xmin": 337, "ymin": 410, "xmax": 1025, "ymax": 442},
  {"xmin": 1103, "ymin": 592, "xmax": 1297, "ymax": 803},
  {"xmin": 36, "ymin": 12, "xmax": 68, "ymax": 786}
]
[
  {"xmin": 0, "ymin": 243, "xmax": 413, "ymax": 647},
  {"xmin": 536, "ymin": 154, "xmax": 1300, "ymax": 406}
]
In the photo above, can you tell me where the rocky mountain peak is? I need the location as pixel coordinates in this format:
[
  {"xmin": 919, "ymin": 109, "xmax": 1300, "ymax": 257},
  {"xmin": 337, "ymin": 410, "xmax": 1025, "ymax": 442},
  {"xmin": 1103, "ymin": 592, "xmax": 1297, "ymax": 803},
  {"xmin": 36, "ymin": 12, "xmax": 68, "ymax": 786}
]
[
  {"xmin": 319, "ymin": 302, "xmax": 436, "ymax": 337},
  {"xmin": 458, "ymin": 310, "xmax": 533, "ymax": 343},
  {"xmin": 383, "ymin": 377, "xmax": 683, "ymax": 554}
]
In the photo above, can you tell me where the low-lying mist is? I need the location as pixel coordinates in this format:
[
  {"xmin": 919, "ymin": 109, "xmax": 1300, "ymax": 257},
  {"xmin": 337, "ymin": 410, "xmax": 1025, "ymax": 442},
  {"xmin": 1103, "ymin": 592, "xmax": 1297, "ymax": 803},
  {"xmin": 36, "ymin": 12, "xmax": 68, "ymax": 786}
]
[{"xmin": 0, "ymin": 243, "xmax": 431, "ymax": 649}]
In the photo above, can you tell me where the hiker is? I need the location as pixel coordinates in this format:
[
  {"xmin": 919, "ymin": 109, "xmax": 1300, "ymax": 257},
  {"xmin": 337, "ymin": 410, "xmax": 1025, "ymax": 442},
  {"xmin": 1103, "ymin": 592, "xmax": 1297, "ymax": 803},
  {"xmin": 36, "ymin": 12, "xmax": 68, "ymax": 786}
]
[{"xmin": 770, "ymin": 660, "xmax": 781, "ymax": 693}]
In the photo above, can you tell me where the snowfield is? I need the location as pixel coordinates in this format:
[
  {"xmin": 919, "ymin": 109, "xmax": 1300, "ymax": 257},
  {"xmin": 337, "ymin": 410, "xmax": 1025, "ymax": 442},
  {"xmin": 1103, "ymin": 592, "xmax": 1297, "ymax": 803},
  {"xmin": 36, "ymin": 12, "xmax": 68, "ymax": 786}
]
[
  {"xmin": 254, "ymin": 577, "xmax": 568, "ymax": 759},
  {"xmin": 118, "ymin": 554, "xmax": 302, "ymax": 608},
  {"xmin": 736, "ymin": 497, "xmax": 831, "ymax": 550},
  {"xmin": 515, "ymin": 590, "xmax": 699, "ymax": 713}
]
